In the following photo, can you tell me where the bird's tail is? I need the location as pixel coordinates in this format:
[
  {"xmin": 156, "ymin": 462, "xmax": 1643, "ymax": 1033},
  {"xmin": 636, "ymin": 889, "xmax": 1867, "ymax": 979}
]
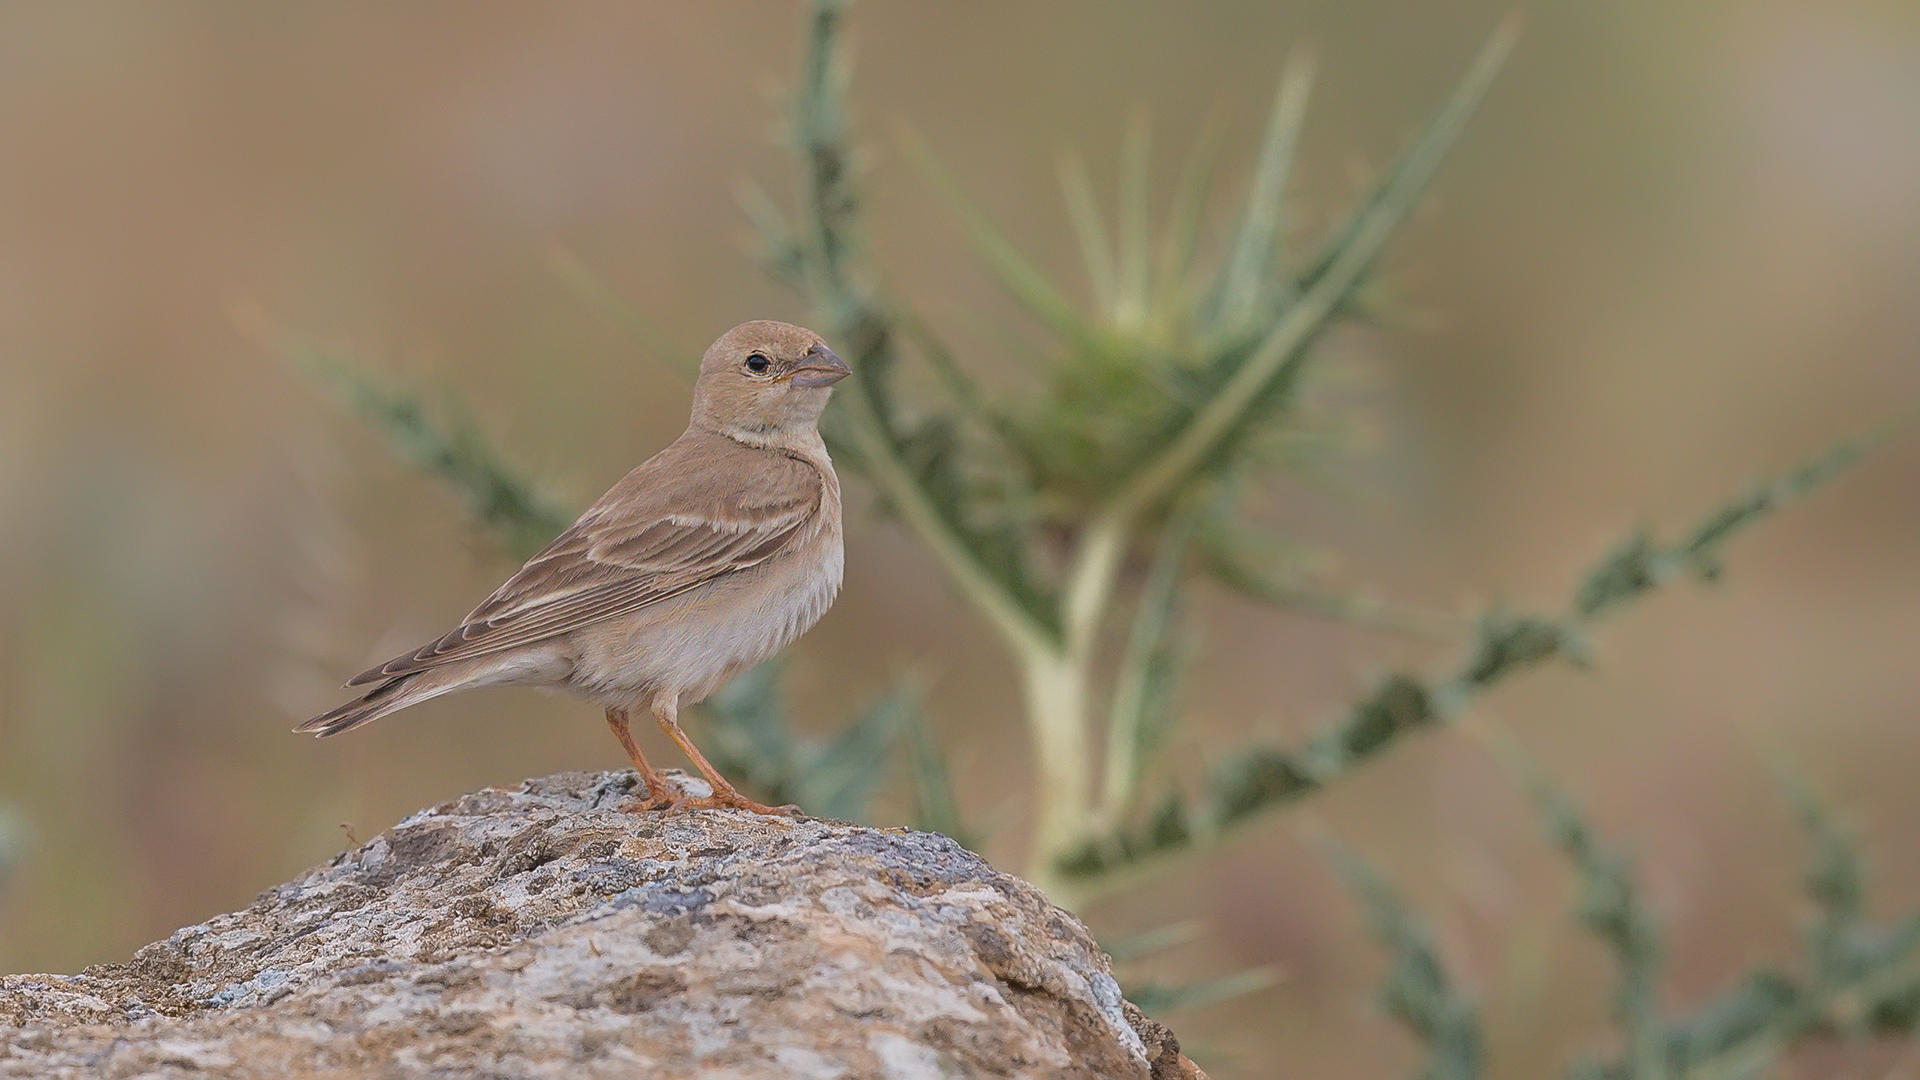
[{"xmin": 297, "ymin": 675, "xmax": 420, "ymax": 737}]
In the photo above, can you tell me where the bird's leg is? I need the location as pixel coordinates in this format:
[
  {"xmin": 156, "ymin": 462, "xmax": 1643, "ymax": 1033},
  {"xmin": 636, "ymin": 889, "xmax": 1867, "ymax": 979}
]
[
  {"xmin": 650, "ymin": 697, "xmax": 800, "ymax": 816},
  {"xmin": 606, "ymin": 706, "xmax": 675, "ymax": 812}
]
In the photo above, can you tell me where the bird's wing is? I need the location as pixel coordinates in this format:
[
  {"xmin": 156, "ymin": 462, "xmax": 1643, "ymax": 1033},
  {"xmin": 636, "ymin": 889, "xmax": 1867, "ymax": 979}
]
[{"xmin": 348, "ymin": 442, "xmax": 822, "ymax": 685}]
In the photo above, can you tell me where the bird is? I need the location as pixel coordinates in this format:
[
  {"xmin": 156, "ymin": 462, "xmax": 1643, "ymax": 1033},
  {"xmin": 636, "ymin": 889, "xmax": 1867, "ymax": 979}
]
[{"xmin": 299, "ymin": 320, "xmax": 849, "ymax": 816}]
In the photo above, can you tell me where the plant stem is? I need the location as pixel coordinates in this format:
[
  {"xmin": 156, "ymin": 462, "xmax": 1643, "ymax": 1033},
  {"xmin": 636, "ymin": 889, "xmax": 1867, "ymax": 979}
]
[
  {"xmin": 1064, "ymin": 514, "xmax": 1129, "ymax": 651},
  {"xmin": 1025, "ymin": 514, "xmax": 1131, "ymax": 893},
  {"xmin": 838, "ymin": 364, "xmax": 1057, "ymax": 660},
  {"xmin": 1021, "ymin": 647, "xmax": 1095, "ymax": 900},
  {"xmin": 1099, "ymin": 510, "xmax": 1196, "ymax": 827}
]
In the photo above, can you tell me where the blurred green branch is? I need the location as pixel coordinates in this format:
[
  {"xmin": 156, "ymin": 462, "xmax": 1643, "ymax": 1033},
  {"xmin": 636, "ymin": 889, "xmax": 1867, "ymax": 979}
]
[
  {"xmin": 1316, "ymin": 830, "xmax": 1483, "ymax": 1080},
  {"xmin": 1313, "ymin": 747, "xmax": 1920, "ymax": 1080},
  {"xmin": 1513, "ymin": 755, "xmax": 1920, "ymax": 1080},
  {"xmin": 1055, "ymin": 423, "xmax": 1903, "ymax": 892},
  {"xmin": 1516, "ymin": 759, "xmax": 1669, "ymax": 1078},
  {"xmin": 292, "ymin": 343, "xmax": 572, "ymax": 560},
  {"xmin": 1097, "ymin": 501, "xmax": 1200, "ymax": 830}
]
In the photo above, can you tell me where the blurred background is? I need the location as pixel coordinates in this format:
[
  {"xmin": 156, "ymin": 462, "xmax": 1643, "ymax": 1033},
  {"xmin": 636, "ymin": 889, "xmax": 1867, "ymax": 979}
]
[{"xmin": 2, "ymin": 2, "xmax": 1917, "ymax": 1076}]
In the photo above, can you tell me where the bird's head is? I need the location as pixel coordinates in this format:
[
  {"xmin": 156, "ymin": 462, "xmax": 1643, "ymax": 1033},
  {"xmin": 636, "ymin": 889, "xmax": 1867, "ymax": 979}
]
[{"xmin": 689, "ymin": 320, "xmax": 850, "ymax": 443}]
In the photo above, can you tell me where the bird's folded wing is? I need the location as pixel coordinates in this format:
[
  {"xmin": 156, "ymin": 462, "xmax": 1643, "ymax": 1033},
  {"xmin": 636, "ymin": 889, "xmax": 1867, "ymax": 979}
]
[{"xmin": 347, "ymin": 475, "xmax": 819, "ymax": 685}]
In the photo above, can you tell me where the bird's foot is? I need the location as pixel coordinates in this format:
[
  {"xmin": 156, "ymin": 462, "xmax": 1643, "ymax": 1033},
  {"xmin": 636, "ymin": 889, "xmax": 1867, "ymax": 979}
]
[
  {"xmin": 615, "ymin": 766, "xmax": 704, "ymax": 813},
  {"xmin": 618, "ymin": 792, "xmax": 681, "ymax": 814},
  {"xmin": 666, "ymin": 792, "xmax": 802, "ymax": 817},
  {"xmin": 611, "ymin": 766, "xmax": 798, "ymax": 816}
]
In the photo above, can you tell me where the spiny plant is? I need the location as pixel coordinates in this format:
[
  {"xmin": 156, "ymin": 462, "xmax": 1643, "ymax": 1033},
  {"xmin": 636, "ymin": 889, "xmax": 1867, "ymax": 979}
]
[{"xmin": 761, "ymin": 0, "xmax": 1519, "ymax": 897}]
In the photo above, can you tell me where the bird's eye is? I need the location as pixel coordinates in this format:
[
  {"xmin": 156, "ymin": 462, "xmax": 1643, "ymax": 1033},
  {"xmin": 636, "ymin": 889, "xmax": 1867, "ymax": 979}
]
[{"xmin": 744, "ymin": 353, "xmax": 771, "ymax": 374}]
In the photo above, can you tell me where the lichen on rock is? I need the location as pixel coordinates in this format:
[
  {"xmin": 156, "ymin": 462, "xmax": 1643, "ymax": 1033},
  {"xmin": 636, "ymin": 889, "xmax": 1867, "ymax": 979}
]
[{"xmin": 0, "ymin": 770, "xmax": 1205, "ymax": 1079}]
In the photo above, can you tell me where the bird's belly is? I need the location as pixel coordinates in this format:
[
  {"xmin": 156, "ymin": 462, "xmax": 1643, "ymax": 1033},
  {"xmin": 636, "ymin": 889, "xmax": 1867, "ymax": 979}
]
[{"xmin": 569, "ymin": 548, "xmax": 841, "ymax": 707}]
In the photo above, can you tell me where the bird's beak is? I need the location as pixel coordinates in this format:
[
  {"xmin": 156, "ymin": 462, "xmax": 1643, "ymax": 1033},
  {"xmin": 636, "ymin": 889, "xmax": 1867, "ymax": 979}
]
[{"xmin": 790, "ymin": 345, "xmax": 851, "ymax": 388}]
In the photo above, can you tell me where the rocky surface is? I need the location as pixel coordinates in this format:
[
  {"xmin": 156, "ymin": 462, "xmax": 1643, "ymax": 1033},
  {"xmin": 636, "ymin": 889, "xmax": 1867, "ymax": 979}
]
[{"xmin": 0, "ymin": 770, "xmax": 1203, "ymax": 1079}]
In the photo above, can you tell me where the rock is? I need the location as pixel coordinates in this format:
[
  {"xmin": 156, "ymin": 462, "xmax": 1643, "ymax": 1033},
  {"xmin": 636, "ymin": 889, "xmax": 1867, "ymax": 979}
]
[{"xmin": 0, "ymin": 770, "xmax": 1206, "ymax": 1080}]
